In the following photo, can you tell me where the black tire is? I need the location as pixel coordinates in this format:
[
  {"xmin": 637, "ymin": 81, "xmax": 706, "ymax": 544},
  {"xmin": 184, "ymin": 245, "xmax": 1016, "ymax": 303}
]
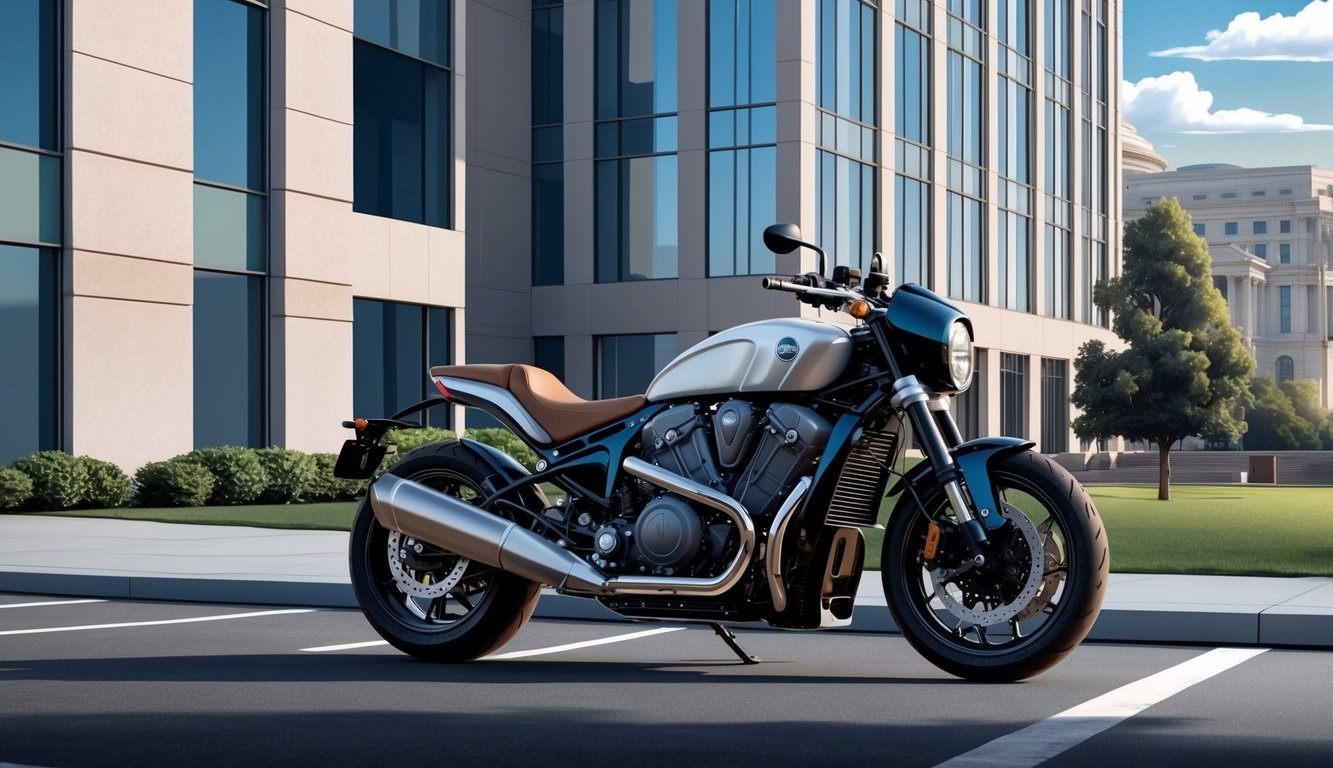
[
  {"xmin": 349, "ymin": 442, "xmax": 541, "ymax": 662},
  {"xmin": 883, "ymin": 450, "xmax": 1108, "ymax": 682}
]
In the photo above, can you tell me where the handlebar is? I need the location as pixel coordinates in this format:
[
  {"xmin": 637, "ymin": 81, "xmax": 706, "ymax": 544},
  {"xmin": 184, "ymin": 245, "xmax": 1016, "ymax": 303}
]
[{"xmin": 761, "ymin": 275, "xmax": 862, "ymax": 305}]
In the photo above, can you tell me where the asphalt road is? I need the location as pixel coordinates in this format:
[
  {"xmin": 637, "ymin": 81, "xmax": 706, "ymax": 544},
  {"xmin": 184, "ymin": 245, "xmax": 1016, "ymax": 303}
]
[{"xmin": 1, "ymin": 592, "xmax": 1330, "ymax": 768}]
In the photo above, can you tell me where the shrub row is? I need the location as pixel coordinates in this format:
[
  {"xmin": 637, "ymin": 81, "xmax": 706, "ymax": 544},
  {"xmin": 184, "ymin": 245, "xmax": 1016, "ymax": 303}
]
[{"xmin": 2, "ymin": 426, "xmax": 534, "ymax": 511}]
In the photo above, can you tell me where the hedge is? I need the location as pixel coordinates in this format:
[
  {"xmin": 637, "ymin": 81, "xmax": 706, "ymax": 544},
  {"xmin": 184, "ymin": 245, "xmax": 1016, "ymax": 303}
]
[
  {"xmin": 180, "ymin": 447, "xmax": 268, "ymax": 505},
  {"xmin": 254, "ymin": 447, "xmax": 318, "ymax": 504},
  {"xmin": 13, "ymin": 451, "xmax": 89, "ymax": 511},
  {"xmin": 135, "ymin": 460, "xmax": 215, "ymax": 508},
  {"xmin": 78, "ymin": 456, "xmax": 132, "ymax": 509},
  {"xmin": 0, "ymin": 467, "xmax": 33, "ymax": 510}
]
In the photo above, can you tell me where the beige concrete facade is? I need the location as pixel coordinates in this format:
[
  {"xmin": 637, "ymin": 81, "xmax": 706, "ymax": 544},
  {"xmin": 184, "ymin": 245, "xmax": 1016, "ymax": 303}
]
[{"xmin": 56, "ymin": 0, "xmax": 470, "ymax": 470}]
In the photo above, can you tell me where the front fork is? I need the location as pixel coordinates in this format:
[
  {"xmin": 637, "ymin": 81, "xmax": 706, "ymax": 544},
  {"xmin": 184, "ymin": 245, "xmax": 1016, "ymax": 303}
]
[{"xmin": 890, "ymin": 375, "xmax": 1020, "ymax": 565}]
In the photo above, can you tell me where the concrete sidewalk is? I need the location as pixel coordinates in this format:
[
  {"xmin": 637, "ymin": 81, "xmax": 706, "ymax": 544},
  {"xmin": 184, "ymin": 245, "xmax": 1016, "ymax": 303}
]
[{"xmin": 2, "ymin": 515, "xmax": 1330, "ymax": 649}]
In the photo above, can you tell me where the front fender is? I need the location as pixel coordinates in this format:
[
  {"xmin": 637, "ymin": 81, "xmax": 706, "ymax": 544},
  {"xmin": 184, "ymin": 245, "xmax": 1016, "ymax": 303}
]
[{"xmin": 887, "ymin": 437, "xmax": 1033, "ymax": 530}]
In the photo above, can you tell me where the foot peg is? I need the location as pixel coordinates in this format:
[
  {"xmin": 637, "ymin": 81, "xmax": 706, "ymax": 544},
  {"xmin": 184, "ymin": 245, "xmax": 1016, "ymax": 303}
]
[{"xmin": 710, "ymin": 622, "xmax": 760, "ymax": 665}]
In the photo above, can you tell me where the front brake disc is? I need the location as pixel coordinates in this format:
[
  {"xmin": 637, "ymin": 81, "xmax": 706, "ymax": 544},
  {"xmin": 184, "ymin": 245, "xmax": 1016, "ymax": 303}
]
[{"xmin": 929, "ymin": 502, "xmax": 1044, "ymax": 625}]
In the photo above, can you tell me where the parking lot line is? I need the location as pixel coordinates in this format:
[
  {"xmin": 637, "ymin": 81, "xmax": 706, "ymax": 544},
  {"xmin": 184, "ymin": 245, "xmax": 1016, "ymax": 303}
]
[
  {"xmin": 0, "ymin": 608, "xmax": 315, "ymax": 637},
  {"xmin": 486, "ymin": 626, "xmax": 686, "ymax": 660},
  {"xmin": 933, "ymin": 646, "xmax": 1270, "ymax": 768},
  {"xmin": 0, "ymin": 599, "xmax": 105, "ymax": 610},
  {"xmin": 302, "ymin": 639, "xmax": 389, "ymax": 653}
]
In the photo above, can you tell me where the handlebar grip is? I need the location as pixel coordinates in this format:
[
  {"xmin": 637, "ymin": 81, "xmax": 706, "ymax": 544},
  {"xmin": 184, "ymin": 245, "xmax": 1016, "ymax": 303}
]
[{"xmin": 761, "ymin": 276, "xmax": 812, "ymax": 292}]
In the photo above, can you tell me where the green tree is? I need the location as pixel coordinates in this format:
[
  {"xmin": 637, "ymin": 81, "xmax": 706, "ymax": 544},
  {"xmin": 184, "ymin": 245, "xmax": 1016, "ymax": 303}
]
[
  {"xmin": 1072, "ymin": 197, "xmax": 1254, "ymax": 500},
  {"xmin": 1244, "ymin": 376, "xmax": 1322, "ymax": 450}
]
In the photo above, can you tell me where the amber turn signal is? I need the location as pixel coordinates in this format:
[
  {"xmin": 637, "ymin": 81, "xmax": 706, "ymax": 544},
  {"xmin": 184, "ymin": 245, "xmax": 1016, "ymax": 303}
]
[
  {"xmin": 924, "ymin": 522, "xmax": 942, "ymax": 560},
  {"xmin": 848, "ymin": 300, "xmax": 871, "ymax": 319},
  {"xmin": 353, "ymin": 418, "xmax": 368, "ymax": 432}
]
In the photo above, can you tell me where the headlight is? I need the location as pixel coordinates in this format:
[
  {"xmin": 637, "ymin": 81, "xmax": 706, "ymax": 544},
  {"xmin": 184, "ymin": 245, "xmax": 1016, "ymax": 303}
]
[{"xmin": 947, "ymin": 321, "xmax": 974, "ymax": 390}]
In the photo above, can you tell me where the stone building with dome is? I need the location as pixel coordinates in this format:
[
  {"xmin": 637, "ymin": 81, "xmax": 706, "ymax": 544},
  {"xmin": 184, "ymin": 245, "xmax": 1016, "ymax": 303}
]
[{"xmin": 1122, "ymin": 133, "xmax": 1333, "ymax": 407}]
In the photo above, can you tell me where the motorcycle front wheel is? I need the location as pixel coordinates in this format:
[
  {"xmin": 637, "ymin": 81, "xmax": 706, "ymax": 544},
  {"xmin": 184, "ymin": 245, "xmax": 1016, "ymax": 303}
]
[
  {"xmin": 883, "ymin": 450, "xmax": 1108, "ymax": 682},
  {"xmin": 348, "ymin": 442, "xmax": 542, "ymax": 662}
]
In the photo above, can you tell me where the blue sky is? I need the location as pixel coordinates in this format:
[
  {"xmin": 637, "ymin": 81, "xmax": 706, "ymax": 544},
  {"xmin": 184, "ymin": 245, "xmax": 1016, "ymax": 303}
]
[{"xmin": 1122, "ymin": 0, "xmax": 1333, "ymax": 170}]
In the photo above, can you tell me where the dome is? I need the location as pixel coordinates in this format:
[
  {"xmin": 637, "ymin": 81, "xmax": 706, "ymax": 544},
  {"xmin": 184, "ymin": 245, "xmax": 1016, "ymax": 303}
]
[{"xmin": 1121, "ymin": 117, "xmax": 1168, "ymax": 175}]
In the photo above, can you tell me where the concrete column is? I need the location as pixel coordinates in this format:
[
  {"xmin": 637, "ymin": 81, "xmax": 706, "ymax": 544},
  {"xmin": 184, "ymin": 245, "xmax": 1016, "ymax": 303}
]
[{"xmin": 66, "ymin": 0, "xmax": 195, "ymax": 471}]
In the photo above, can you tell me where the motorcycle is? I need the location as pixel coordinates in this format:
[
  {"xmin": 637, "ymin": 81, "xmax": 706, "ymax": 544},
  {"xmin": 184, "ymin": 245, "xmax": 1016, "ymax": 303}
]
[{"xmin": 335, "ymin": 223, "xmax": 1108, "ymax": 681}]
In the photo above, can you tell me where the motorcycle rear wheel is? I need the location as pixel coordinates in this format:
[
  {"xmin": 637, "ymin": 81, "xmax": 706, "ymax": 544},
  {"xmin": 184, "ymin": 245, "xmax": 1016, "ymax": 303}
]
[
  {"xmin": 348, "ymin": 443, "xmax": 541, "ymax": 662},
  {"xmin": 883, "ymin": 450, "xmax": 1108, "ymax": 682}
]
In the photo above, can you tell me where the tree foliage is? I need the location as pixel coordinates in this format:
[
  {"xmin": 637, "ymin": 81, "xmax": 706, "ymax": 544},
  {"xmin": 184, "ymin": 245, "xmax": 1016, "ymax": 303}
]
[
  {"xmin": 1072, "ymin": 197, "xmax": 1254, "ymax": 499},
  {"xmin": 1243, "ymin": 377, "xmax": 1330, "ymax": 450}
]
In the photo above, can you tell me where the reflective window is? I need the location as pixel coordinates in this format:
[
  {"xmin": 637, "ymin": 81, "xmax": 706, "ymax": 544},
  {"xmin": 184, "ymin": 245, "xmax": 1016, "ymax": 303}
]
[
  {"xmin": 1253, "ymin": 220, "xmax": 1268, "ymax": 235},
  {"xmin": 194, "ymin": 272, "xmax": 265, "ymax": 448},
  {"xmin": 708, "ymin": 1, "xmax": 777, "ymax": 276},
  {"xmin": 1045, "ymin": 224, "xmax": 1070, "ymax": 319},
  {"xmin": 998, "ymin": 210, "xmax": 1031, "ymax": 311},
  {"xmin": 596, "ymin": 154, "xmax": 679, "ymax": 281},
  {"xmin": 0, "ymin": 0, "xmax": 57, "ymax": 150},
  {"xmin": 596, "ymin": 0, "xmax": 678, "ymax": 282},
  {"xmin": 354, "ymin": 41, "xmax": 451, "ymax": 228},
  {"xmin": 0, "ymin": 245, "xmax": 57, "ymax": 464},
  {"xmin": 355, "ymin": 0, "xmax": 450, "ymax": 66},
  {"xmin": 194, "ymin": 184, "xmax": 265, "ymax": 272},
  {"xmin": 818, "ymin": 0, "xmax": 877, "ymax": 126},
  {"xmin": 1193, "ymin": 223, "xmax": 1205, "ymax": 237},
  {"xmin": 710, "ymin": 0, "xmax": 776, "ymax": 108},
  {"xmin": 0, "ymin": 146, "xmax": 60, "ymax": 245},
  {"xmin": 895, "ymin": 175, "xmax": 930, "ymax": 287},
  {"xmin": 947, "ymin": 193, "xmax": 984, "ymax": 302},
  {"xmin": 1280, "ymin": 243, "xmax": 1291, "ymax": 264},
  {"xmin": 1224, "ymin": 221, "xmax": 1238, "ymax": 236},
  {"xmin": 533, "ymin": 163, "xmax": 564, "ymax": 285},
  {"xmin": 895, "ymin": 22, "xmax": 929, "ymax": 146},
  {"xmin": 597, "ymin": 333, "xmax": 676, "ymax": 398},
  {"xmin": 194, "ymin": 0, "xmax": 265, "ymax": 190},
  {"xmin": 1276, "ymin": 355, "xmax": 1295, "ymax": 383},
  {"xmin": 1044, "ymin": 0, "xmax": 1070, "ymax": 79},
  {"xmin": 817, "ymin": 1, "xmax": 876, "ymax": 270},
  {"xmin": 1000, "ymin": 352, "xmax": 1028, "ymax": 439},
  {"xmin": 596, "ymin": 0, "xmax": 677, "ymax": 120},
  {"xmin": 1214, "ymin": 276, "xmax": 1228, "ymax": 300},
  {"xmin": 997, "ymin": 77, "xmax": 1030, "ymax": 184},
  {"xmin": 1254, "ymin": 243, "xmax": 1268, "ymax": 260},
  {"xmin": 1040, "ymin": 357, "xmax": 1068, "ymax": 453},
  {"xmin": 533, "ymin": 2, "xmax": 564, "ymax": 286},
  {"xmin": 1280, "ymin": 219, "xmax": 1291, "ymax": 234},
  {"xmin": 998, "ymin": 0, "xmax": 1029, "ymax": 55},
  {"xmin": 534, "ymin": 336, "xmax": 565, "ymax": 381},
  {"xmin": 951, "ymin": 348, "xmax": 983, "ymax": 441},
  {"xmin": 353, "ymin": 299, "xmax": 451, "ymax": 428},
  {"xmin": 1279, "ymin": 286, "xmax": 1291, "ymax": 334},
  {"xmin": 194, "ymin": 0, "xmax": 267, "ymax": 448}
]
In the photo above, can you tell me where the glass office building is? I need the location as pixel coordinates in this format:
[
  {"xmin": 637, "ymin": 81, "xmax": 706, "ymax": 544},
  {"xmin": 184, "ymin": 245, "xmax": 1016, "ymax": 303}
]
[
  {"xmin": 519, "ymin": 0, "xmax": 1123, "ymax": 451},
  {"xmin": 1, "ymin": 0, "xmax": 1120, "ymax": 468}
]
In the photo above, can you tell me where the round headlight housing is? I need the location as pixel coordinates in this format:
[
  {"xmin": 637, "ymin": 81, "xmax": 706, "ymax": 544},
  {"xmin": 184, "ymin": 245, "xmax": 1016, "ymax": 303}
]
[{"xmin": 947, "ymin": 321, "xmax": 974, "ymax": 391}]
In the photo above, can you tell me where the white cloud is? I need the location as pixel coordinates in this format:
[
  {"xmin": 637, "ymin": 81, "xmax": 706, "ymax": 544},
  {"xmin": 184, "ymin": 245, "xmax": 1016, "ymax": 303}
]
[
  {"xmin": 1122, "ymin": 71, "xmax": 1333, "ymax": 133},
  {"xmin": 1152, "ymin": 0, "xmax": 1333, "ymax": 61}
]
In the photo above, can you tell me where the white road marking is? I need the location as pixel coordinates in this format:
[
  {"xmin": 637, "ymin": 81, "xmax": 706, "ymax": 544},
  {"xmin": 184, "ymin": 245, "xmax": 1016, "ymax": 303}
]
[
  {"xmin": 302, "ymin": 626, "xmax": 688, "ymax": 657},
  {"xmin": 934, "ymin": 647, "xmax": 1270, "ymax": 768},
  {"xmin": 302, "ymin": 639, "xmax": 389, "ymax": 653},
  {"xmin": 0, "ymin": 599, "xmax": 105, "ymax": 610},
  {"xmin": 0, "ymin": 608, "xmax": 314, "ymax": 637},
  {"xmin": 486, "ymin": 626, "xmax": 685, "ymax": 660}
]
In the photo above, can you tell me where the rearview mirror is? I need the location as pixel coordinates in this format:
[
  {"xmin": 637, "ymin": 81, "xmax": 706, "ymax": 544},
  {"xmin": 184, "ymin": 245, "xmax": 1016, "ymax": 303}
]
[{"xmin": 762, "ymin": 223, "xmax": 805, "ymax": 254}]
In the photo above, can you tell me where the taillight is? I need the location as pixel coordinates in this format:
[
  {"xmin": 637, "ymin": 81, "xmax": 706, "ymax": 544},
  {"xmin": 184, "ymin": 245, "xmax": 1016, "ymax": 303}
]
[{"xmin": 433, "ymin": 378, "xmax": 453, "ymax": 400}]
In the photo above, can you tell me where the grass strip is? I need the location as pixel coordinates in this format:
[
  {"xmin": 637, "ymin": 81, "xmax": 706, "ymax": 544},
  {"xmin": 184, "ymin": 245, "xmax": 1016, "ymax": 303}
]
[{"xmin": 20, "ymin": 484, "xmax": 1333, "ymax": 577}]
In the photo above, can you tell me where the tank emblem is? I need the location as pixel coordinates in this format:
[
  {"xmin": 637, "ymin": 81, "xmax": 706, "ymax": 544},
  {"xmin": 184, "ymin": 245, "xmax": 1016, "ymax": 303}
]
[{"xmin": 776, "ymin": 337, "xmax": 800, "ymax": 362}]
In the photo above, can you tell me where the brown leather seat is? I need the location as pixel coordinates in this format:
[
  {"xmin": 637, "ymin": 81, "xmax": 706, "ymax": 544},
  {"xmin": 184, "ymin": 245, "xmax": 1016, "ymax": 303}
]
[{"xmin": 430, "ymin": 364, "xmax": 647, "ymax": 445}]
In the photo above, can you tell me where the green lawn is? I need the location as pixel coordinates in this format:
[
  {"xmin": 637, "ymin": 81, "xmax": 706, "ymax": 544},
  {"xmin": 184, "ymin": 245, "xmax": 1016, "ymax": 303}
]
[{"xmin": 23, "ymin": 484, "xmax": 1333, "ymax": 577}]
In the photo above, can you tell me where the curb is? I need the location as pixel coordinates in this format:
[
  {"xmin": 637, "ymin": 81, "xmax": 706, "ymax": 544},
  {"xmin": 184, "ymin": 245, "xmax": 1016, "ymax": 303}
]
[{"xmin": 4, "ymin": 569, "xmax": 1331, "ymax": 649}]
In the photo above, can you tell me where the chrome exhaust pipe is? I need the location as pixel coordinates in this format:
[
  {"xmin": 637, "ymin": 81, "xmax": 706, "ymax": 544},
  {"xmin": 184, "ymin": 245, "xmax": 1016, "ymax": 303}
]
[{"xmin": 368, "ymin": 456, "xmax": 761, "ymax": 597}]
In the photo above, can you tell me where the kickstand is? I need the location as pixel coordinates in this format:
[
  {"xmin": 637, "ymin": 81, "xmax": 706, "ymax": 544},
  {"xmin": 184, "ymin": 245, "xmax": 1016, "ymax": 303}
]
[{"xmin": 710, "ymin": 622, "xmax": 761, "ymax": 665}]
